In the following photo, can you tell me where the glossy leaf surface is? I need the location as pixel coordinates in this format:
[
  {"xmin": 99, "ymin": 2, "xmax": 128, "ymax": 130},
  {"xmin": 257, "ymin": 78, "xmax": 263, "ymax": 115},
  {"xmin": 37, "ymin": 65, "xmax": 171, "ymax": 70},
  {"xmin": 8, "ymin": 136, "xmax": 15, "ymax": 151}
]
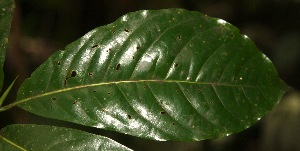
[
  {"xmin": 15, "ymin": 9, "xmax": 288, "ymax": 141},
  {"xmin": 0, "ymin": 0, "xmax": 14, "ymax": 91},
  {"xmin": 0, "ymin": 124, "xmax": 132, "ymax": 151}
]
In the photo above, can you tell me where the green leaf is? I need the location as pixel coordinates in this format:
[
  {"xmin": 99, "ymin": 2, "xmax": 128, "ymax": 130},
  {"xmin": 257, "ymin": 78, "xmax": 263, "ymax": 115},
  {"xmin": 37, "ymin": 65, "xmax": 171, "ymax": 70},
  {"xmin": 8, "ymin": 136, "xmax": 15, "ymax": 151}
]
[
  {"xmin": 0, "ymin": 124, "xmax": 132, "ymax": 151},
  {"xmin": 14, "ymin": 9, "xmax": 288, "ymax": 141},
  {"xmin": 0, "ymin": 0, "xmax": 14, "ymax": 91}
]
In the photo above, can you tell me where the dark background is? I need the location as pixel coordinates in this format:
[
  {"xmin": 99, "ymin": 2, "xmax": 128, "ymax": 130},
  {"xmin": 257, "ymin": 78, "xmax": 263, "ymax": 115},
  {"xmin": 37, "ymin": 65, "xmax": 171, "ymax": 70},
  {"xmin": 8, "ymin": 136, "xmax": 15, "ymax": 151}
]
[{"xmin": 1, "ymin": 0, "xmax": 300, "ymax": 150}]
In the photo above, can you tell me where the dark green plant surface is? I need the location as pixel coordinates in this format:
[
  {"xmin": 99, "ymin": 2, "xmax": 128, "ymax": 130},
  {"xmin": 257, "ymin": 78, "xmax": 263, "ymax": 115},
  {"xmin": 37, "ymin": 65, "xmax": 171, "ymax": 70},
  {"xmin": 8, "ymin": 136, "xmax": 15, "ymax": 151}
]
[
  {"xmin": 4, "ymin": 8, "xmax": 287, "ymax": 141},
  {"xmin": 0, "ymin": 124, "xmax": 132, "ymax": 151},
  {"xmin": 0, "ymin": 0, "xmax": 14, "ymax": 91}
]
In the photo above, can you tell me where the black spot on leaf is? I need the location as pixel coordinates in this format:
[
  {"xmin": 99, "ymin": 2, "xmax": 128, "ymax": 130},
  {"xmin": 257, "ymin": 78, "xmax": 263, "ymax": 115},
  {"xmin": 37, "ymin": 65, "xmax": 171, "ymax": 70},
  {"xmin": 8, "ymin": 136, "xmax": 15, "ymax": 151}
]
[
  {"xmin": 57, "ymin": 61, "xmax": 61, "ymax": 65},
  {"xmin": 51, "ymin": 97, "xmax": 56, "ymax": 101},
  {"xmin": 127, "ymin": 114, "xmax": 132, "ymax": 119},
  {"xmin": 73, "ymin": 100, "xmax": 78, "ymax": 104},
  {"xmin": 233, "ymin": 77, "xmax": 237, "ymax": 81},
  {"xmin": 177, "ymin": 34, "xmax": 182, "ymax": 40},
  {"xmin": 92, "ymin": 45, "xmax": 98, "ymax": 48},
  {"xmin": 88, "ymin": 73, "xmax": 93, "ymax": 76},
  {"xmin": 116, "ymin": 63, "xmax": 121, "ymax": 71},
  {"xmin": 71, "ymin": 71, "xmax": 77, "ymax": 77},
  {"xmin": 160, "ymin": 111, "xmax": 166, "ymax": 114},
  {"xmin": 64, "ymin": 79, "xmax": 67, "ymax": 86},
  {"xmin": 266, "ymin": 75, "xmax": 270, "ymax": 81},
  {"xmin": 124, "ymin": 29, "xmax": 129, "ymax": 32},
  {"xmin": 174, "ymin": 63, "xmax": 178, "ymax": 67}
]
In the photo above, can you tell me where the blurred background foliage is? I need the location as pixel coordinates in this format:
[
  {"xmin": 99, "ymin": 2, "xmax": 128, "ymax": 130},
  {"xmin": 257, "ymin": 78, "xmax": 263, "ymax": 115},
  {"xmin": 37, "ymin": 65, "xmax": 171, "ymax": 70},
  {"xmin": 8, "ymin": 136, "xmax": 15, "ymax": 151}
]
[{"xmin": 1, "ymin": 0, "xmax": 300, "ymax": 150}]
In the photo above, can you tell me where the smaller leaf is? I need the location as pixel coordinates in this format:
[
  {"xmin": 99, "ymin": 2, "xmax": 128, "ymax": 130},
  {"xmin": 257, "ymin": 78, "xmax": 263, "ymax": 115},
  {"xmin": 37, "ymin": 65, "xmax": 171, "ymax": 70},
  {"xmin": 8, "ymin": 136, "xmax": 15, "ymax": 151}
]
[
  {"xmin": 0, "ymin": 124, "xmax": 132, "ymax": 151},
  {"xmin": 0, "ymin": 0, "xmax": 14, "ymax": 91},
  {"xmin": 0, "ymin": 76, "xmax": 17, "ymax": 107}
]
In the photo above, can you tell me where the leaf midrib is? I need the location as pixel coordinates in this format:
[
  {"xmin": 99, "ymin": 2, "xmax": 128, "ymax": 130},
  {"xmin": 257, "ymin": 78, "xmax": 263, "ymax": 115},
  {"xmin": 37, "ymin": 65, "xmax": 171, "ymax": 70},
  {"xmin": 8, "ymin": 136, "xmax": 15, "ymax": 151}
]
[{"xmin": 22, "ymin": 79, "xmax": 254, "ymax": 101}]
